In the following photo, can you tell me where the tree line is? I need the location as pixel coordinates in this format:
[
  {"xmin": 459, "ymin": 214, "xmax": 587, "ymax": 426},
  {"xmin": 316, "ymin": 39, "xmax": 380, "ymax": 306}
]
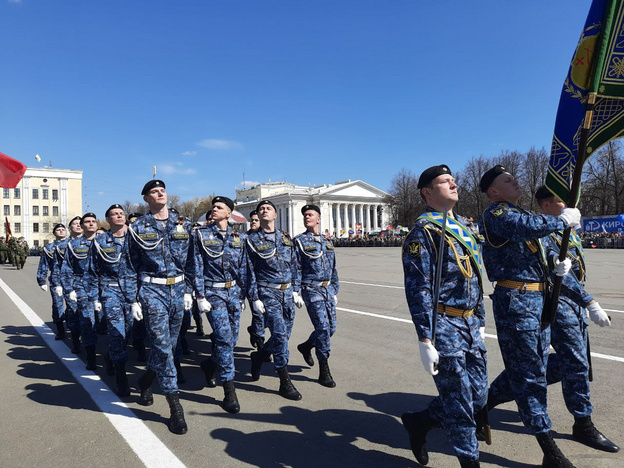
[{"xmin": 386, "ymin": 142, "xmax": 624, "ymax": 227}]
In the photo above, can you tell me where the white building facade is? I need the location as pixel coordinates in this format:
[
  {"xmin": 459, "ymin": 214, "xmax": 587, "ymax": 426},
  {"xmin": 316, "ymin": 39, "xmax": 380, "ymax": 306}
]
[
  {"xmin": 235, "ymin": 180, "xmax": 391, "ymax": 237},
  {"xmin": 2, "ymin": 167, "xmax": 83, "ymax": 247}
]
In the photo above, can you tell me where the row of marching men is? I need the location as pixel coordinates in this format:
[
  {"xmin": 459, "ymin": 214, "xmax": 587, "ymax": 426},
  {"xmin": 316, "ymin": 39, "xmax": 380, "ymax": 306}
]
[{"xmin": 36, "ymin": 179, "xmax": 339, "ymax": 435}]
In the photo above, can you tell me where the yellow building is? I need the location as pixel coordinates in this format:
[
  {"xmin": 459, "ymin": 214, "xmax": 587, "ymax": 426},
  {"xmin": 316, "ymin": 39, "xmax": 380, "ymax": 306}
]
[{"xmin": 2, "ymin": 167, "xmax": 83, "ymax": 247}]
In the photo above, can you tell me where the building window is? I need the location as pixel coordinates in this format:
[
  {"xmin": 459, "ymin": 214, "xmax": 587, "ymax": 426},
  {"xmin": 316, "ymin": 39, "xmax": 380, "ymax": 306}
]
[
  {"xmin": 14, "ymin": 188, "xmax": 20, "ymax": 198},
  {"xmin": 33, "ymin": 223, "xmax": 39, "ymax": 232},
  {"xmin": 53, "ymin": 206, "xmax": 59, "ymax": 216},
  {"xmin": 15, "ymin": 223, "xmax": 21, "ymax": 233},
  {"xmin": 42, "ymin": 188, "xmax": 49, "ymax": 199},
  {"xmin": 3, "ymin": 189, "xmax": 9, "ymax": 198},
  {"xmin": 33, "ymin": 240, "xmax": 39, "ymax": 247},
  {"xmin": 43, "ymin": 206, "xmax": 49, "ymax": 216},
  {"xmin": 32, "ymin": 189, "xmax": 39, "ymax": 199},
  {"xmin": 33, "ymin": 206, "xmax": 39, "ymax": 216},
  {"xmin": 52, "ymin": 189, "xmax": 58, "ymax": 200},
  {"xmin": 43, "ymin": 223, "xmax": 49, "ymax": 233},
  {"xmin": 14, "ymin": 205, "xmax": 20, "ymax": 216},
  {"xmin": 3, "ymin": 205, "xmax": 9, "ymax": 216}
]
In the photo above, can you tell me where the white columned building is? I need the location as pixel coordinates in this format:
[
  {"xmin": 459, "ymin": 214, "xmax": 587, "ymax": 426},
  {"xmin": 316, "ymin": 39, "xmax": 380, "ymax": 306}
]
[{"xmin": 235, "ymin": 180, "xmax": 391, "ymax": 237}]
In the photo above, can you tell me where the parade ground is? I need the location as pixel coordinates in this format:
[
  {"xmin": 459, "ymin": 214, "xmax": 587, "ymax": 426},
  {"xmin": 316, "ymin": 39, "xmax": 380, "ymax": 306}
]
[{"xmin": 0, "ymin": 247, "xmax": 622, "ymax": 468}]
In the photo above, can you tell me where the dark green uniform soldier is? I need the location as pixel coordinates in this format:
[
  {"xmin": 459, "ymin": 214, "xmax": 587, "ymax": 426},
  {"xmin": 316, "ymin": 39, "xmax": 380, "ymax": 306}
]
[
  {"xmin": 19, "ymin": 237, "xmax": 29, "ymax": 268},
  {"xmin": 8, "ymin": 236, "xmax": 21, "ymax": 269},
  {"xmin": 0, "ymin": 238, "xmax": 8, "ymax": 264}
]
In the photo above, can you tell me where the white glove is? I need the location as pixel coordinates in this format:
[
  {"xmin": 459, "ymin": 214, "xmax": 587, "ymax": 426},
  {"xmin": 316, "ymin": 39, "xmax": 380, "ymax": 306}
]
[
  {"xmin": 560, "ymin": 207, "xmax": 581, "ymax": 228},
  {"xmin": 68, "ymin": 290, "xmax": 77, "ymax": 302},
  {"xmin": 333, "ymin": 295, "xmax": 338, "ymax": 306},
  {"xmin": 131, "ymin": 302, "xmax": 143, "ymax": 321},
  {"xmin": 197, "ymin": 297, "xmax": 212, "ymax": 313},
  {"xmin": 479, "ymin": 327, "xmax": 486, "ymax": 340},
  {"xmin": 253, "ymin": 299, "xmax": 266, "ymax": 314},
  {"xmin": 40, "ymin": 284, "xmax": 48, "ymax": 292},
  {"xmin": 418, "ymin": 340, "xmax": 439, "ymax": 376},
  {"xmin": 587, "ymin": 302, "xmax": 611, "ymax": 327},
  {"xmin": 55, "ymin": 286, "xmax": 63, "ymax": 297},
  {"xmin": 241, "ymin": 300, "xmax": 246, "ymax": 311},
  {"xmin": 553, "ymin": 257, "xmax": 572, "ymax": 276},
  {"xmin": 94, "ymin": 301, "xmax": 102, "ymax": 312},
  {"xmin": 184, "ymin": 293, "xmax": 193, "ymax": 311},
  {"xmin": 293, "ymin": 291, "xmax": 304, "ymax": 309}
]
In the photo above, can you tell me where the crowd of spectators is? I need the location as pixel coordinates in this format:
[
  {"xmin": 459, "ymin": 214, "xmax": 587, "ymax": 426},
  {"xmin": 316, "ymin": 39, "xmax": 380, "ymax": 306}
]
[
  {"xmin": 331, "ymin": 233, "xmax": 406, "ymax": 247},
  {"xmin": 579, "ymin": 231, "xmax": 624, "ymax": 249}
]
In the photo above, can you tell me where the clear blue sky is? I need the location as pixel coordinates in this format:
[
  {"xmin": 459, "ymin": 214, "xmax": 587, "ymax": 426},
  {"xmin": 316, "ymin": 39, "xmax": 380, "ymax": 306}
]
[{"xmin": 0, "ymin": 0, "xmax": 592, "ymax": 218}]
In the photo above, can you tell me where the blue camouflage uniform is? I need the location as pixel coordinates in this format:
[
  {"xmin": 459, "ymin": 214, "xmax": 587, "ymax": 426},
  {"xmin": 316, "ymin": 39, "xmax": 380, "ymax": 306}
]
[
  {"xmin": 60, "ymin": 237, "xmax": 98, "ymax": 347},
  {"xmin": 246, "ymin": 228, "xmax": 300, "ymax": 369},
  {"xmin": 189, "ymin": 224, "xmax": 248, "ymax": 383},
  {"xmin": 124, "ymin": 211, "xmax": 192, "ymax": 394},
  {"xmin": 480, "ymin": 201, "xmax": 571, "ymax": 435},
  {"xmin": 36, "ymin": 240, "xmax": 65, "ymax": 323},
  {"xmin": 293, "ymin": 231, "xmax": 339, "ymax": 361},
  {"xmin": 402, "ymin": 210, "xmax": 487, "ymax": 463},
  {"xmin": 55, "ymin": 238, "xmax": 80, "ymax": 334},
  {"xmin": 91, "ymin": 230, "xmax": 142, "ymax": 363},
  {"xmin": 247, "ymin": 228, "xmax": 266, "ymax": 341}
]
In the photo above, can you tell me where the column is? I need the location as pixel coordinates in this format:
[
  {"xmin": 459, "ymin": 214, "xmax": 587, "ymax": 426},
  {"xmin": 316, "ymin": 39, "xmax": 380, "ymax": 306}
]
[
  {"xmin": 351, "ymin": 204, "xmax": 356, "ymax": 232},
  {"xmin": 342, "ymin": 203, "xmax": 348, "ymax": 236},
  {"xmin": 373, "ymin": 204, "xmax": 379, "ymax": 230},
  {"xmin": 336, "ymin": 203, "xmax": 342, "ymax": 237},
  {"xmin": 358, "ymin": 204, "xmax": 364, "ymax": 234},
  {"xmin": 365, "ymin": 204, "xmax": 371, "ymax": 232}
]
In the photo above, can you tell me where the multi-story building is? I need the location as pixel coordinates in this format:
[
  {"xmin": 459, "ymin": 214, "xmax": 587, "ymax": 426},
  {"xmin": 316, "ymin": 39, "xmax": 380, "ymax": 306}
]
[
  {"xmin": 235, "ymin": 179, "xmax": 390, "ymax": 237},
  {"xmin": 2, "ymin": 167, "xmax": 83, "ymax": 247}
]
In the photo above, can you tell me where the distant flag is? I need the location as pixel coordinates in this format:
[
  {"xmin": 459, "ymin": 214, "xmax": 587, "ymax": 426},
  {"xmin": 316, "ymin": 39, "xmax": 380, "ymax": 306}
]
[
  {"xmin": 153, "ymin": 165, "xmax": 156, "ymax": 179},
  {"xmin": 546, "ymin": 0, "xmax": 624, "ymax": 205},
  {"xmin": 35, "ymin": 154, "xmax": 41, "ymax": 162},
  {"xmin": 5, "ymin": 217, "xmax": 11, "ymax": 241},
  {"xmin": 0, "ymin": 151, "xmax": 27, "ymax": 188}
]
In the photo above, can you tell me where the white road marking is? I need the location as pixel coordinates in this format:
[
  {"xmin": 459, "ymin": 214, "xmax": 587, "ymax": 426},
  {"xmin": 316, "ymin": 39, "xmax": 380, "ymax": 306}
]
[
  {"xmin": 336, "ymin": 306, "xmax": 624, "ymax": 363},
  {"xmin": 0, "ymin": 278, "xmax": 186, "ymax": 468}
]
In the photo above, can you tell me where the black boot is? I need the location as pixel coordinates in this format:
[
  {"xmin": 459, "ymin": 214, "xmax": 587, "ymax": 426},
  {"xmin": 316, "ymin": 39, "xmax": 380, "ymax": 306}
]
[
  {"xmin": 85, "ymin": 345, "xmax": 97, "ymax": 371},
  {"xmin": 174, "ymin": 358, "xmax": 186, "ymax": 385},
  {"xmin": 247, "ymin": 326, "xmax": 259, "ymax": 348},
  {"xmin": 70, "ymin": 332, "xmax": 81, "ymax": 354},
  {"xmin": 54, "ymin": 321, "xmax": 65, "ymax": 340},
  {"xmin": 133, "ymin": 340, "xmax": 147, "ymax": 362},
  {"xmin": 104, "ymin": 354, "xmax": 115, "ymax": 376},
  {"xmin": 114, "ymin": 362, "xmax": 131, "ymax": 397},
  {"xmin": 196, "ymin": 317, "xmax": 204, "ymax": 337},
  {"xmin": 137, "ymin": 369, "xmax": 155, "ymax": 406},
  {"xmin": 318, "ymin": 358, "xmax": 336, "ymax": 388},
  {"xmin": 536, "ymin": 431, "xmax": 576, "ymax": 468},
  {"xmin": 222, "ymin": 381, "xmax": 240, "ymax": 414},
  {"xmin": 401, "ymin": 410, "xmax": 439, "ymax": 466},
  {"xmin": 181, "ymin": 335, "xmax": 190, "ymax": 355},
  {"xmin": 250, "ymin": 349, "xmax": 269, "ymax": 381},
  {"xmin": 297, "ymin": 339, "xmax": 314, "ymax": 366},
  {"xmin": 572, "ymin": 416, "xmax": 620, "ymax": 452},
  {"xmin": 165, "ymin": 392, "xmax": 188, "ymax": 435},
  {"xmin": 200, "ymin": 359, "xmax": 217, "ymax": 388},
  {"xmin": 487, "ymin": 391, "xmax": 502, "ymax": 411},
  {"xmin": 277, "ymin": 367, "xmax": 302, "ymax": 401},
  {"xmin": 459, "ymin": 460, "xmax": 480, "ymax": 468}
]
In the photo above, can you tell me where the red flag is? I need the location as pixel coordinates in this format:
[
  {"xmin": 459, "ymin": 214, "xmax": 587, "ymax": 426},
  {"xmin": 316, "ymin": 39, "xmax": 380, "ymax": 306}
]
[
  {"xmin": 5, "ymin": 217, "xmax": 11, "ymax": 241},
  {"xmin": 0, "ymin": 152, "xmax": 27, "ymax": 188}
]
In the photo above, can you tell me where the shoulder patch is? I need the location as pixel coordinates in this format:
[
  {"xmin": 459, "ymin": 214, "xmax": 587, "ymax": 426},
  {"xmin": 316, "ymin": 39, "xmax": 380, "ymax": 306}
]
[
  {"xmin": 407, "ymin": 241, "xmax": 421, "ymax": 257},
  {"xmin": 492, "ymin": 206, "xmax": 507, "ymax": 217}
]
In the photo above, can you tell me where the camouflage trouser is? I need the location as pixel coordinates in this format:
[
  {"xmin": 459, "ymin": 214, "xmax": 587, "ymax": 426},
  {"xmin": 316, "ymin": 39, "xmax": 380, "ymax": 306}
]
[
  {"xmin": 301, "ymin": 284, "xmax": 337, "ymax": 360},
  {"xmin": 259, "ymin": 286, "xmax": 295, "ymax": 369},
  {"xmin": 76, "ymin": 283, "xmax": 98, "ymax": 347},
  {"xmin": 49, "ymin": 283, "xmax": 65, "ymax": 322},
  {"xmin": 204, "ymin": 285, "xmax": 242, "ymax": 382},
  {"xmin": 425, "ymin": 314, "xmax": 487, "ymax": 462},
  {"xmin": 101, "ymin": 284, "xmax": 133, "ymax": 363},
  {"xmin": 64, "ymin": 293, "xmax": 80, "ymax": 334},
  {"xmin": 139, "ymin": 281, "xmax": 184, "ymax": 394},
  {"xmin": 490, "ymin": 287, "xmax": 551, "ymax": 434}
]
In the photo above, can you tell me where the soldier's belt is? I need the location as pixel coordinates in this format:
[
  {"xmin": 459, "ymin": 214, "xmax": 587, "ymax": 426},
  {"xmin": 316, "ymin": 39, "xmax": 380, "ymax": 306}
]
[
  {"xmin": 496, "ymin": 280, "xmax": 546, "ymax": 291},
  {"xmin": 205, "ymin": 280, "xmax": 237, "ymax": 289},
  {"xmin": 437, "ymin": 304, "xmax": 474, "ymax": 318},
  {"xmin": 141, "ymin": 274, "xmax": 185, "ymax": 286},
  {"xmin": 302, "ymin": 280, "xmax": 330, "ymax": 287},
  {"xmin": 257, "ymin": 281, "xmax": 291, "ymax": 290}
]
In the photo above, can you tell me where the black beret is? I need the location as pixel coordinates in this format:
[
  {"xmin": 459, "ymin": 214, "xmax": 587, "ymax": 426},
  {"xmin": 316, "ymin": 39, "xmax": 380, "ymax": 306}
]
[
  {"xmin": 69, "ymin": 216, "xmax": 82, "ymax": 225},
  {"xmin": 256, "ymin": 199, "xmax": 276, "ymax": 211},
  {"xmin": 127, "ymin": 212, "xmax": 142, "ymax": 221},
  {"xmin": 52, "ymin": 223, "xmax": 66, "ymax": 232},
  {"xmin": 141, "ymin": 179, "xmax": 166, "ymax": 196},
  {"xmin": 480, "ymin": 165, "xmax": 508, "ymax": 192},
  {"xmin": 418, "ymin": 165, "xmax": 452, "ymax": 189},
  {"xmin": 301, "ymin": 204, "xmax": 321, "ymax": 215},
  {"xmin": 105, "ymin": 204, "xmax": 124, "ymax": 218},
  {"xmin": 249, "ymin": 210, "xmax": 258, "ymax": 218},
  {"xmin": 80, "ymin": 212, "xmax": 97, "ymax": 223},
  {"xmin": 535, "ymin": 185, "xmax": 556, "ymax": 201},
  {"xmin": 212, "ymin": 196, "xmax": 234, "ymax": 211}
]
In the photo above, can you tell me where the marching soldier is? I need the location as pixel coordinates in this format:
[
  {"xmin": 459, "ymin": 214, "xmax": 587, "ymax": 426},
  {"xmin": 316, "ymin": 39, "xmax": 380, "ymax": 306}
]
[
  {"xmin": 479, "ymin": 165, "xmax": 580, "ymax": 468},
  {"xmin": 246, "ymin": 200, "xmax": 302, "ymax": 400},
  {"xmin": 124, "ymin": 180, "xmax": 192, "ymax": 435},
  {"xmin": 190, "ymin": 196, "xmax": 248, "ymax": 413},
  {"xmin": 36, "ymin": 223, "xmax": 67, "ymax": 340},
  {"xmin": 0, "ymin": 237, "xmax": 8, "ymax": 264},
  {"xmin": 246, "ymin": 210, "xmax": 266, "ymax": 349},
  {"xmin": 293, "ymin": 204, "xmax": 340, "ymax": 388},
  {"xmin": 401, "ymin": 165, "xmax": 487, "ymax": 468}
]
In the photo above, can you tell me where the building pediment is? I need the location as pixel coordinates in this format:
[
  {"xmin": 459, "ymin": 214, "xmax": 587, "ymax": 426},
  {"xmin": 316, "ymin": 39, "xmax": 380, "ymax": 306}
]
[{"xmin": 320, "ymin": 180, "xmax": 389, "ymax": 200}]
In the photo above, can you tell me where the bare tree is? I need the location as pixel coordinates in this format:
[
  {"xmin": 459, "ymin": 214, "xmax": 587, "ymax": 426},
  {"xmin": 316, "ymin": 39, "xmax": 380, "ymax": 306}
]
[
  {"xmin": 455, "ymin": 155, "xmax": 491, "ymax": 219},
  {"xmin": 522, "ymin": 147, "xmax": 550, "ymax": 211},
  {"xmin": 581, "ymin": 141, "xmax": 624, "ymax": 215},
  {"xmin": 387, "ymin": 168, "xmax": 423, "ymax": 227}
]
